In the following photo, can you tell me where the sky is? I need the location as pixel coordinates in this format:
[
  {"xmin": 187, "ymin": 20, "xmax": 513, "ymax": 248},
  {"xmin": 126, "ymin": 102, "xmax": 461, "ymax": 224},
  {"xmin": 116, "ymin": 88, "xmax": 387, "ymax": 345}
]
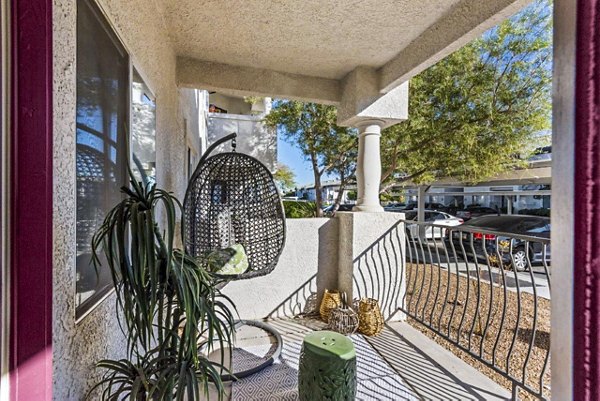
[{"xmin": 277, "ymin": 131, "xmax": 335, "ymax": 188}]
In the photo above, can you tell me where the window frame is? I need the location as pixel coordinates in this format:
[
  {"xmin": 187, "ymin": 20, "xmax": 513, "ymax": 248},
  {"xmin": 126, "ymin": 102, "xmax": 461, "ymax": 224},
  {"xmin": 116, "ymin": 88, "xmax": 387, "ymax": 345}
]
[
  {"xmin": 131, "ymin": 66, "xmax": 157, "ymax": 186},
  {"xmin": 75, "ymin": 0, "xmax": 131, "ymax": 322}
]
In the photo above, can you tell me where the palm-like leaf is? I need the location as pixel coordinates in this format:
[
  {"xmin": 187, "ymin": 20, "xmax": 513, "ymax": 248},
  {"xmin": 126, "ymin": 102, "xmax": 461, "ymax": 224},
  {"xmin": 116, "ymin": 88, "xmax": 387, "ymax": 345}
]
[{"xmin": 89, "ymin": 169, "xmax": 236, "ymax": 401}]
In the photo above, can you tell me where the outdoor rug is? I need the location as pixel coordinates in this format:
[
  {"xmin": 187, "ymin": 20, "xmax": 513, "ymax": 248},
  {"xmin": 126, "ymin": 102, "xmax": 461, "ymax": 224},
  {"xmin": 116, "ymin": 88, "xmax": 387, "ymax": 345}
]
[{"xmin": 230, "ymin": 320, "xmax": 418, "ymax": 401}]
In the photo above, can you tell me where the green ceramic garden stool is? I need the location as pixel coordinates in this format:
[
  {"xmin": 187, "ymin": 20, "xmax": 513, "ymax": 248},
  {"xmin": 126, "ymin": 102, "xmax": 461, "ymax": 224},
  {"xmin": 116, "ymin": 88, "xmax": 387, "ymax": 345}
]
[{"xmin": 298, "ymin": 330, "xmax": 357, "ymax": 401}]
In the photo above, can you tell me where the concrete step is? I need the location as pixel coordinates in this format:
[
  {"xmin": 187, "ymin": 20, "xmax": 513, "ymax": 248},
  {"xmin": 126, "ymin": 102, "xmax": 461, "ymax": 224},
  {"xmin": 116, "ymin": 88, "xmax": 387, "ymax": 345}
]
[{"xmin": 367, "ymin": 321, "xmax": 511, "ymax": 400}]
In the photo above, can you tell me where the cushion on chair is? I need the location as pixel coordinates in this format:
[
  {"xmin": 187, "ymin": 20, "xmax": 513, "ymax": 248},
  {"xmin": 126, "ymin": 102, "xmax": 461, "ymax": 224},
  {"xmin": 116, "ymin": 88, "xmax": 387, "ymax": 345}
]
[{"xmin": 205, "ymin": 243, "xmax": 249, "ymax": 275}]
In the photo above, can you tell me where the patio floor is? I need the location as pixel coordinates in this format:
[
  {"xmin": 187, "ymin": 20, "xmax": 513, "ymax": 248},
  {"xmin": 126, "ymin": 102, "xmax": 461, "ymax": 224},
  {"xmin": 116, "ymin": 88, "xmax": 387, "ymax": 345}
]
[{"xmin": 205, "ymin": 318, "xmax": 511, "ymax": 400}]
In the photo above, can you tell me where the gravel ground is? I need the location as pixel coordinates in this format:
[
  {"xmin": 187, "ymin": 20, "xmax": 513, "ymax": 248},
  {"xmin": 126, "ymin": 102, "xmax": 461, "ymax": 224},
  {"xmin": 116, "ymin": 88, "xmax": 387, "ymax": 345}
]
[{"xmin": 404, "ymin": 263, "xmax": 551, "ymax": 400}]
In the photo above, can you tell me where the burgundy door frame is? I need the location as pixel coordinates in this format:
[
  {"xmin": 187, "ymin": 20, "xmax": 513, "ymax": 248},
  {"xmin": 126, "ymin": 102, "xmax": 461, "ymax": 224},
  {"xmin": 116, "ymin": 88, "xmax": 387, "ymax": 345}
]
[
  {"xmin": 573, "ymin": 0, "xmax": 600, "ymax": 399},
  {"xmin": 9, "ymin": 0, "xmax": 53, "ymax": 400}
]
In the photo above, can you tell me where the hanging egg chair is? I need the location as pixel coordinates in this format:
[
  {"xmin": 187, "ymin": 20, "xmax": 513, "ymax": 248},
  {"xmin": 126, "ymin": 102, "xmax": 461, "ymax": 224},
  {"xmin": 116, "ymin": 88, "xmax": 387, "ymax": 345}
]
[
  {"xmin": 183, "ymin": 132, "xmax": 285, "ymax": 379},
  {"xmin": 183, "ymin": 133, "xmax": 285, "ymax": 279}
]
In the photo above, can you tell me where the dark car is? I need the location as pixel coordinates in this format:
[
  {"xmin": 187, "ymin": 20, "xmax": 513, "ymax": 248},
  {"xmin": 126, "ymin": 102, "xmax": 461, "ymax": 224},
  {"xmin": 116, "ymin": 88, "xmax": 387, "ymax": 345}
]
[
  {"xmin": 323, "ymin": 203, "xmax": 354, "ymax": 216},
  {"xmin": 384, "ymin": 202, "xmax": 407, "ymax": 212},
  {"xmin": 402, "ymin": 202, "xmax": 447, "ymax": 212},
  {"xmin": 456, "ymin": 206, "xmax": 499, "ymax": 221},
  {"xmin": 446, "ymin": 215, "xmax": 551, "ymax": 271}
]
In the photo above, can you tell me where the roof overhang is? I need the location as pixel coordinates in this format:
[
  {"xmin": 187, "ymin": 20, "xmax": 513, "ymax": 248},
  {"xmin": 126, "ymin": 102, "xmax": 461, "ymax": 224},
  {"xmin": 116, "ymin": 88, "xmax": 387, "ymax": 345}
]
[
  {"xmin": 398, "ymin": 166, "xmax": 553, "ymax": 188},
  {"xmin": 167, "ymin": 0, "xmax": 531, "ymax": 125}
]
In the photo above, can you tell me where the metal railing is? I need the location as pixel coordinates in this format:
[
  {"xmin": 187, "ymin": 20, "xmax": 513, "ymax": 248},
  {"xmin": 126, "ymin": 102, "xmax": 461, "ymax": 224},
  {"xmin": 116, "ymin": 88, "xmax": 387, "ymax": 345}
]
[{"xmin": 400, "ymin": 220, "xmax": 551, "ymax": 400}]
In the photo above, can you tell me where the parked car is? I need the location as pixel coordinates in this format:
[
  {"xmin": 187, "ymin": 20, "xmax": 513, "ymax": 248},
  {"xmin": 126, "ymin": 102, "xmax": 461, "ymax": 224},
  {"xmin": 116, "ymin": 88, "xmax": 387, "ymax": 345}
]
[
  {"xmin": 446, "ymin": 215, "xmax": 551, "ymax": 271},
  {"xmin": 384, "ymin": 202, "xmax": 406, "ymax": 212},
  {"xmin": 323, "ymin": 203, "xmax": 354, "ymax": 216},
  {"xmin": 401, "ymin": 202, "xmax": 448, "ymax": 212},
  {"xmin": 456, "ymin": 205, "xmax": 499, "ymax": 220},
  {"xmin": 404, "ymin": 210, "xmax": 464, "ymax": 239}
]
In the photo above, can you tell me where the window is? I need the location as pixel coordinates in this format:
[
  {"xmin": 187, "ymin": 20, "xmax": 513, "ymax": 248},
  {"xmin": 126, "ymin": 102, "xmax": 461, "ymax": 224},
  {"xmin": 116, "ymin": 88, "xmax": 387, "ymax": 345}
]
[
  {"xmin": 426, "ymin": 212, "xmax": 446, "ymax": 221},
  {"xmin": 75, "ymin": 0, "xmax": 129, "ymax": 320},
  {"xmin": 132, "ymin": 67, "xmax": 156, "ymax": 186}
]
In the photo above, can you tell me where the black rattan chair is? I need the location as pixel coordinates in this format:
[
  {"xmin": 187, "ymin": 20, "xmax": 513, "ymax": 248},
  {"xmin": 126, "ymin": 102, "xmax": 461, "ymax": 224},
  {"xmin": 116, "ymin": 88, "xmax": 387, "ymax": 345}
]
[{"xmin": 183, "ymin": 133, "xmax": 285, "ymax": 379}]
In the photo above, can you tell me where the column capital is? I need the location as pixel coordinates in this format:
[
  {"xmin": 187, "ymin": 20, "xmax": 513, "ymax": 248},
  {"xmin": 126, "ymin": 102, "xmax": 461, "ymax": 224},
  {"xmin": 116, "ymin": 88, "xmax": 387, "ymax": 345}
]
[{"xmin": 355, "ymin": 118, "xmax": 386, "ymax": 131}]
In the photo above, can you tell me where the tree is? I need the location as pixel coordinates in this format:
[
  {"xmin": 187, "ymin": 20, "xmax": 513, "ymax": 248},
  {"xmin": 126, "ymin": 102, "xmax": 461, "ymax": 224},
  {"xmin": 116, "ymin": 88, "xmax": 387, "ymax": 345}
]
[
  {"xmin": 380, "ymin": 0, "xmax": 552, "ymax": 192},
  {"xmin": 273, "ymin": 163, "xmax": 296, "ymax": 193},
  {"xmin": 264, "ymin": 102, "xmax": 357, "ymax": 216}
]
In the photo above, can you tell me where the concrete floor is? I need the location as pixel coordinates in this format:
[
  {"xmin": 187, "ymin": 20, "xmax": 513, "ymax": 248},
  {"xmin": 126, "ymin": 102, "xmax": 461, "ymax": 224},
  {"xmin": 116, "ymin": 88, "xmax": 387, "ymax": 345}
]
[{"xmin": 202, "ymin": 318, "xmax": 511, "ymax": 400}]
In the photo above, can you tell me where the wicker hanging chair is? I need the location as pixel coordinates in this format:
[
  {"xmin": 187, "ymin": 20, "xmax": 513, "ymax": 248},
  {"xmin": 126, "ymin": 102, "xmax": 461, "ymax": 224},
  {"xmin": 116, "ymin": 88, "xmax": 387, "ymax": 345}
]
[
  {"xmin": 183, "ymin": 132, "xmax": 286, "ymax": 380},
  {"xmin": 183, "ymin": 133, "xmax": 286, "ymax": 279}
]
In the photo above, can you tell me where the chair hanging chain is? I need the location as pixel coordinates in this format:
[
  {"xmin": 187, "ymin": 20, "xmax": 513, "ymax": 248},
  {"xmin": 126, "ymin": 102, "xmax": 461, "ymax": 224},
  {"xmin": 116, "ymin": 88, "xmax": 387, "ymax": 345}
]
[{"xmin": 231, "ymin": 137, "xmax": 237, "ymax": 152}]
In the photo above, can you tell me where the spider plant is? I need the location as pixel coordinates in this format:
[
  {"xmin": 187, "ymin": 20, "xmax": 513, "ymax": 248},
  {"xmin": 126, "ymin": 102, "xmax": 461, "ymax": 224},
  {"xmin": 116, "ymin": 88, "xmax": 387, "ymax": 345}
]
[{"xmin": 88, "ymin": 165, "xmax": 236, "ymax": 401}]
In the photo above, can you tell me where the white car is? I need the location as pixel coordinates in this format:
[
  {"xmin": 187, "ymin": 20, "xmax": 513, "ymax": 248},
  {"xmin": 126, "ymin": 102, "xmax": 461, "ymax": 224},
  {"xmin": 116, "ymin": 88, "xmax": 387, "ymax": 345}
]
[{"xmin": 404, "ymin": 210, "xmax": 464, "ymax": 239}]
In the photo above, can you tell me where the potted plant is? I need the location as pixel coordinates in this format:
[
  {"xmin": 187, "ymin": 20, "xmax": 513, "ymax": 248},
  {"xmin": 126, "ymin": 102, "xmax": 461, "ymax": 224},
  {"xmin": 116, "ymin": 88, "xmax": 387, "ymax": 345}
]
[
  {"xmin": 88, "ymin": 165, "xmax": 236, "ymax": 400},
  {"xmin": 243, "ymin": 96, "xmax": 266, "ymax": 114}
]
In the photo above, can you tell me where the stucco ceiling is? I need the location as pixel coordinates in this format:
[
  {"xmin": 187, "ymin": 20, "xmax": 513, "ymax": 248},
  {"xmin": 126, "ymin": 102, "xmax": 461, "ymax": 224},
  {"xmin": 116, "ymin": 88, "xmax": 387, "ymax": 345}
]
[{"xmin": 164, "ymin": 0, "xmax": 462, "ymax": 80}]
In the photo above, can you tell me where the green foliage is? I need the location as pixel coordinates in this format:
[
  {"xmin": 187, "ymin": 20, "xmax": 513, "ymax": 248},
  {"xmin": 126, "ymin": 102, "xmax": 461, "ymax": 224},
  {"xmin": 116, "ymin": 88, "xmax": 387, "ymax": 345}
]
[
  {"xmin": 346, "ymin": 191, "xmax": 357, "ymax": 201},
  {"xmin": 243, "ymin": 96, "xmax": 264, "ymax": 105},
  {"xmin": 88, "ymin": 167, "xmax": 236, "ymax": 401},
  {"xmin": 264, "ymin": 102, "xmax": 357, "ymax": 215},
  {"xmin": 380, "ymin": 0, "xmax": 552, "ymax": 191},
  {"xmin": 273, "ymin": 163, "xmax": 297, "ymax": 193},
  {"xmin": 283, "ymin": 200, "xmax": 317, "ymax": 218},
  {"xmin": 379, "ymin": 192, "xmax": 393, "ymax": 203}
]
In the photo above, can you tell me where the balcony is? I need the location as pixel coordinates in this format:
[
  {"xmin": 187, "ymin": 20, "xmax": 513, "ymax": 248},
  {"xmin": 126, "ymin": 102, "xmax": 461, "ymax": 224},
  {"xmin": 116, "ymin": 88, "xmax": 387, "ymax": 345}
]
[
  {"xmin": 208, "ymin": 218, "xmax": 550, "ymax": 400},
  {"xmin": 10, "ymin": 0, "xmax": 587, "ymax": 399}
]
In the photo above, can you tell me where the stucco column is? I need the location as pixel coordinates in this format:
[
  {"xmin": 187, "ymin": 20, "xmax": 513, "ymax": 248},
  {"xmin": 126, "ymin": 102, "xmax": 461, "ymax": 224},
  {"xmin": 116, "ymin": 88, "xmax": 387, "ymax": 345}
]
[{"xmin": 353, "ymin": 120, "xmax": 384, "ymax": 212}]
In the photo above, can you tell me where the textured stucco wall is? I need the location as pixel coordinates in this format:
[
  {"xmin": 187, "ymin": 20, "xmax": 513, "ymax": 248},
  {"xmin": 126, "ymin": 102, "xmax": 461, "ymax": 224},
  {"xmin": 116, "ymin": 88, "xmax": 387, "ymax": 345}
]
[
  {"xmin": 207, "ymin": 114, "xmax": 277, "ymax": 172},
  {"xmin": 223, "ymin": 218, "xmax": 337, "ymax": 319},
  {"xmin": 179, "ymin": 87, "xmax": 208, "ymax": 172},
  {"xmin": 209, "ymin": 93, "xmax": 251, "ymax": 115},
  {"xmin": 52, "ymin": 0, "xmax": 197, "ymax": 399},
  {"xmin": 221, "ymin": 213, "xmax": 406, "ymax": 322},
  {"xmin": 337, "ymin": 212, "xmax": 406, "ymax": 320}
]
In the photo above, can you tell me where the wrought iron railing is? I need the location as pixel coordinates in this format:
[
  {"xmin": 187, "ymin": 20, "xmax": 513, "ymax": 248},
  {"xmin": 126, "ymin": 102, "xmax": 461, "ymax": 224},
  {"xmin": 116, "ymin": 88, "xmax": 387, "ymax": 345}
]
[{"xmin": 400, "ymin": 220, "xmax": 551, "ymax": 400}]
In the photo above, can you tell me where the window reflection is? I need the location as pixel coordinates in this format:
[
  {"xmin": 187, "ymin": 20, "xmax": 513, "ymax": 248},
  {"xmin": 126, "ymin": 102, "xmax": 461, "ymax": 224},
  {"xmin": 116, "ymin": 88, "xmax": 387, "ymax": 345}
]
[
  {"xmin": 75, "ymin": 0, "xmax": 128, "ymax": 320},
  {"xmin": 132, "ymin": 68, "xmax": 156, "ymax": 187}
]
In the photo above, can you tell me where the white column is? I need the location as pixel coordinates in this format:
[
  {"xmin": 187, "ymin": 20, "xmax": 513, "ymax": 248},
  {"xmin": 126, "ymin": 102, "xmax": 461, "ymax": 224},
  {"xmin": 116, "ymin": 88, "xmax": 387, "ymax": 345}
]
[
  {"xmin": 417, "ymin": 186, "xmax": 427, "ymax": 238},
  {"xmin": 353, "ymin": 120, "xmax": 384, "ymax": 212},
  {"xmin": 417, "ymin": 186, "xmax": 426, "ymax": 222}
]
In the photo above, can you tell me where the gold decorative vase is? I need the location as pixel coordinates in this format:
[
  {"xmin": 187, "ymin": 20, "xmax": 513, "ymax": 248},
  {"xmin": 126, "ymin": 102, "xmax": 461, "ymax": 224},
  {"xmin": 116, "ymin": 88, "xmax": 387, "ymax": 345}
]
[
  {"xmin": 319, "ymin": 289, "xmax": 341, "ymax": 322},
  {"xmin": 357, "ymin": 298, "xmax": 384, "ymax": 336}
]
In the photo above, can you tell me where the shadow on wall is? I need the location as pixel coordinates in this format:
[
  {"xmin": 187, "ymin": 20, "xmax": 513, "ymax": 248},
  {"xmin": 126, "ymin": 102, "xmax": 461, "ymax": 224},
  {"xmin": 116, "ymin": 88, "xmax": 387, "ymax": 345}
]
[
  {"xmin": 268, "ymin": 219, "xmax": 406, "ymax": 321},
  {"xmin": 267, "ymin": 274, "xmax": 318, "ymax": 319},
  {"xmin": 267, "ymin": 218, "xmax": 339, "ymax": 319},
  {"xmin": 352, "ymin": 220, "xmax": 405, "ymax": 320}
]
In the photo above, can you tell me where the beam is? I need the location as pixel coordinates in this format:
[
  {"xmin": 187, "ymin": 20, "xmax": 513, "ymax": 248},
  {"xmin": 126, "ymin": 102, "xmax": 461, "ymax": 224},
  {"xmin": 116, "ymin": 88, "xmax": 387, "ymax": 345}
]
[
  {"xmin": 177, "ymin": 56, "xmax": 341, "ymax": 105},
  {"xmin": 398, "ymin": 166, "xmax": 552, "ymax": 188},
  {"xmin": 378, "ymin": 0, "xmax": 530, "ymax": 93},
  {"xmin": 337, "ymin": 67, "xmax": 408, "ymax": 127},
  {"xmin": 412, "ymin": 190, "xmax": 552, "ymax": 197}
]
